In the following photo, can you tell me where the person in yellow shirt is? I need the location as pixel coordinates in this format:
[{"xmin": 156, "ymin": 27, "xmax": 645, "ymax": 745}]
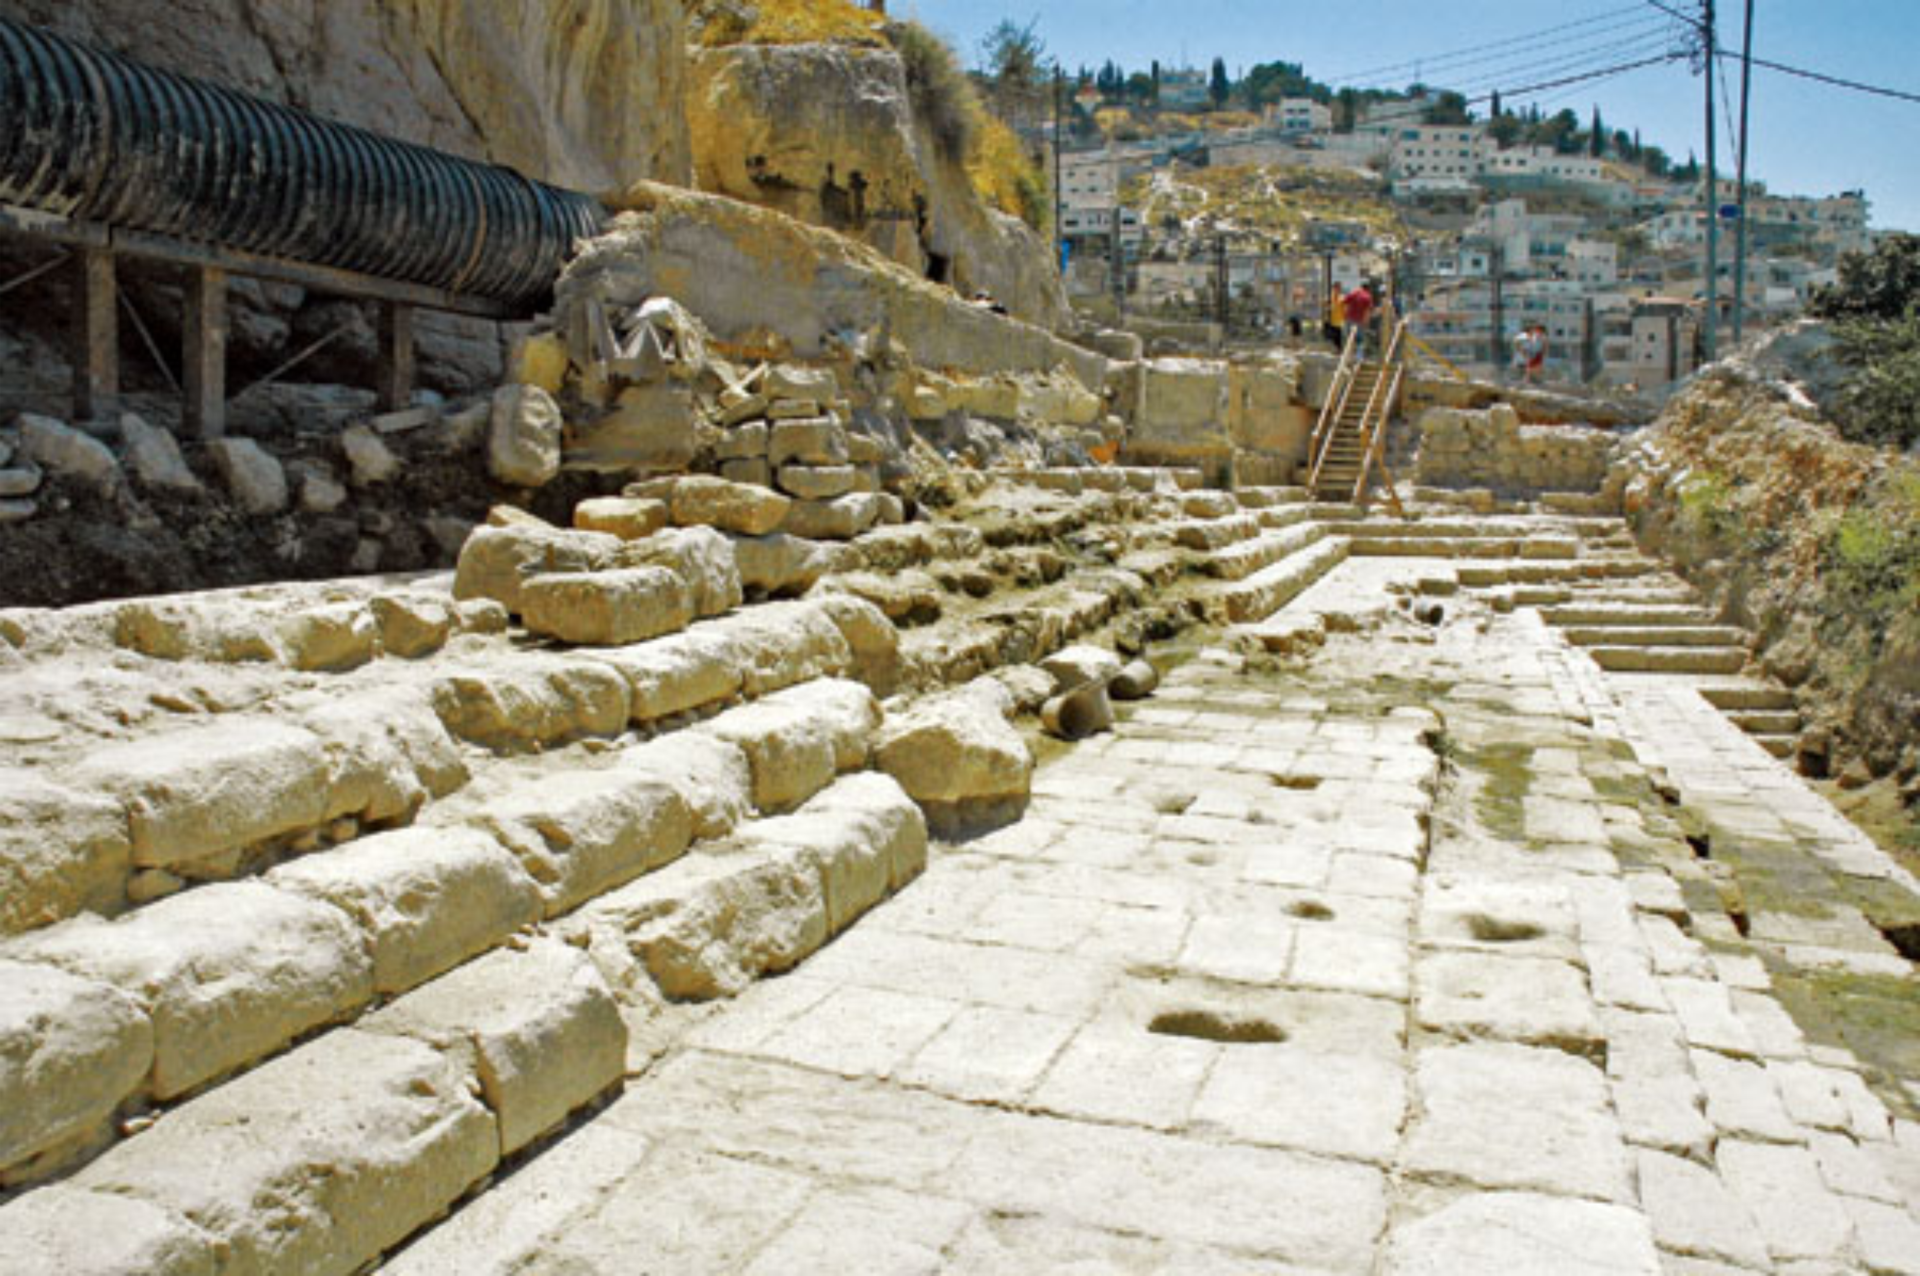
[{"xmin": 1325, "ymin": 282, "xmax": 1345, "ymax": 352}]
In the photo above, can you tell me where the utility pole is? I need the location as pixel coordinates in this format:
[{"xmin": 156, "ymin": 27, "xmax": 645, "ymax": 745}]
[
  {"xmin": 1216, "ymin": 234, "xmax": 1230, "ymax": 332},
  {"xmin": 1701, "ymin": 0, "xmax": 1719, "ymax": 362},
  {"xmin": 1732, "ymin": 0, "xmax": 1755, "ymax": 343},
  {"xmin": 1053, "ymin": 67, "xmax": 1065, "ymax": 274},
  {"xmin": 1489, "ymin": 242, "xmax": 1506, "ymax": 370},
  {"xmin": 1111, "ymin": 206, "xmax": 1126, "ymax": 320}
]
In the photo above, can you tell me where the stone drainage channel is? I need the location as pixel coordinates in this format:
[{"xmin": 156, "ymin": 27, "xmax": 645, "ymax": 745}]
[{"xmin": 380, "ymin": 559, "xmax": 1920, "ymax": 1275}]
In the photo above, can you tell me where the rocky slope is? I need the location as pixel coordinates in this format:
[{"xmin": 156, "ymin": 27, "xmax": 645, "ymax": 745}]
[{"xmin": 1620, "ymin": 347, "xmax": 1920, "ymax": 846}]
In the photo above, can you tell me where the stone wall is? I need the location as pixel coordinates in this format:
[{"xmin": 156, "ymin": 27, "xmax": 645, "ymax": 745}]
[{"xmin": 1413, "ymin": 406, "xmax": 1620, "ymax": 495}]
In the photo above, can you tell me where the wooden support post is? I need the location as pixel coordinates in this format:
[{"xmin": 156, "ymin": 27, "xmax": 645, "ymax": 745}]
[
  {"xmin": 182, "ymin": 265, "xmax": 227, "ymax": 439},
  {"xmin": 72, "ymin": 248, "xmax": 118, "ymax": 421},
  {"xmin": 376, "ymin": 300, "xmax": 416, "ymax": 412}
]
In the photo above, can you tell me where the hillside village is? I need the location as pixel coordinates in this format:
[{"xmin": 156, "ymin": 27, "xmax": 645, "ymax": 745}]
[{"xmin": 1049, "ymin": 72, "xmax": 1873, "ymax": 390}]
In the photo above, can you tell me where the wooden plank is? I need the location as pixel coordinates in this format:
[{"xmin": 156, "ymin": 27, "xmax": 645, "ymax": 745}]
[
  {"xmin": 71, "ymin": 248, "xmax": 118, "ymax": 420},
  {"xmin": 182, "ymin": 265, "xmax": 228, "ymax": 440},
  {"xmin": 375, "ymin": 301, "xmax": 416, "ymax": 412}
]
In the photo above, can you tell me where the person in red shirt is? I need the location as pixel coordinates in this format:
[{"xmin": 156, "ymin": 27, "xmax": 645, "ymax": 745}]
[{"xmin": 1342, "ymin": 282, "xmax": 1375, "ymax": 355}]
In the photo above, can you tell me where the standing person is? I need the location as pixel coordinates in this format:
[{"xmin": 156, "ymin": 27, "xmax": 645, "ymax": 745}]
[
  {"xmin": 1342, "ymin": 280, "xmax": 1375, "ymax": 357},
  {"xmin": 1520, "ymin": 324, "xmax": 1548, "ymax": 382},
  {"xmin": 1324, "ymin": 282, "xmax": 1345, "ymax": 352}
]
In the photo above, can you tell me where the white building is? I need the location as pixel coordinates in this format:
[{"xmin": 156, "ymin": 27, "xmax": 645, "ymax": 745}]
[
  {"xmin": 1059, "ymin": 151, "xmax": 1120, "ymax": 212},
  {"xmin": 1567, "ymin": 239, "xmax": 1619, "ymax": 286},
  {"xmin": 1269, "ymin": 97, "xmax": 1332, "ymax": 134},
  {"xmin": 1389, "ymin": 124, "xmax": 1483, "ymax": 193}
]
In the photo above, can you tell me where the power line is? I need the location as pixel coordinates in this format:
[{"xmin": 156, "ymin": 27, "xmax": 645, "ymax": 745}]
[
  {"xmin": 1342, "ymin": 37, "xmax": 1681, "ymax": 132},
  {"xmin": 1731, "ymin": 52, "xmax": 1920, "ymax": 106},
  {"xmin": 1330, "ymin": 9, "xmax": 1664, "ymax": 84},
  {"xmin": 1640, "ymin": 0, "xmax": 1700, "ymax": 27}
]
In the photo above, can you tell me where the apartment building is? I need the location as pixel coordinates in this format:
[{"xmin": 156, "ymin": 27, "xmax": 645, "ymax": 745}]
[
  {"xmin": 1389, "ymin": 125, "xmax": 1483, "ymax": 194},
  {"xmin": 1268, "ymin": 97, "xmax": 1333, "ymax": 134}
]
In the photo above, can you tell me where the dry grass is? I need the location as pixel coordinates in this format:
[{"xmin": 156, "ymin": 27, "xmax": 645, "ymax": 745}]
[
  {"xmin": 967, "ymin": 116, "xmax": 1047, "ymax": 230},
  {"xmin": 693, "ymin": 0, "xmax": 886, "ymax": 47}
]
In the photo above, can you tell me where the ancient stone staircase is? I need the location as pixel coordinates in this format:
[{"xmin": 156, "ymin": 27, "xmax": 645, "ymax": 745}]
[{"xmin": 0, "ymin": 466, "xmax": 1386, "ymax": 1272}]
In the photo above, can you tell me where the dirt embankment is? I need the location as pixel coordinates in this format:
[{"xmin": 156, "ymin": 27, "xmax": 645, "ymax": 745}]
[{"xmin": 1620, "ymin": 364, "xmax": 1920, "ymax": 851}]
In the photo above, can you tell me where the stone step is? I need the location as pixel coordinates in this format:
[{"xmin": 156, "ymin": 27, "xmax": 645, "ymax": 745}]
[
  {"xmin": 1207, "ymin": 524, "xmax": 1328, "ymax": 581},
  {"xmin": 1350, "ymin": 536, "xmax": 1578, "ymax": 560},
  {"xmin": 1754, "ymin": 735, "xmax": 1797, "ymax": 759},
  {"xmin": 1, "ymin": 935, "xmax": 627, "ymax": 1275},
  {"xmin": 0, "ymin": 676, "xmax": 883, "ymax": 1186},
  {"xmin": 1561, "ymin": 625, "xmax": 1751, "ymax": 649},
  {"xmin": 1587, "ymin": 646, "xmax": 1750, "ymax": 675},
  {"xmin": 1697, "ymin": 681, "xmax": 1797, "ymax": 713},
  {"xmin": 1458, "ymin": 559, "xmax": 1660, "ymax": 587},
  {"xmin": 1171, "ymin": 513, "xmax": 1262, "ymax": 551},
  {"xmin": 1234, "ymin": 486, "xmax": 1310, "ymax": 507},
  {"xmin": 1212, "ymin": 536, "xmax": 1352, "ymax": 624},
  {"xmin": 1254, "ymin": 505, "xmax": 1314, "ymax": 531},
  {"xmin": 1541, "ymin": 603, "xmax": 1717, "ymax": 627},
  {"xmin": 1727, "ymin": 709, "xmax": 1803, "ymax": 735}
]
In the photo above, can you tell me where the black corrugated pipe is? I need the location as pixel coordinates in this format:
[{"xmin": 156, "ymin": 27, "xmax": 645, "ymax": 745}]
[{"xmin": 0, "ymin": 17, "xmax": 606, "ymax": 311}]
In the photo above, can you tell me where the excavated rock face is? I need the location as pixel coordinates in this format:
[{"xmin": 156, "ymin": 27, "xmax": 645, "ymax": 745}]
[
  {"xmin": 686, "ymin": 42, "xmax": 1068, "ymax": 330},
  {"xmin": 1, "ymin": 0, "xmax": 692, "ymax": 192}
]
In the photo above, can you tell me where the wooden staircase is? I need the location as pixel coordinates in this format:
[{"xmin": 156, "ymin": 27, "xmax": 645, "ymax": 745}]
[{"xmin": 1306, "ymin": 315, "xmax": 1409, "ymax": 517}]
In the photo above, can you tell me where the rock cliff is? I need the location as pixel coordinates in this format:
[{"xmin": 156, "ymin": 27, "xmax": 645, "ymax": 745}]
[
  {"xmin": 0, "ymin": 0, "xmax": 692, "ymax": 192},
  {"xmin": 687, "ymin": 42, "xmax": 1068, "ymax": 330}
]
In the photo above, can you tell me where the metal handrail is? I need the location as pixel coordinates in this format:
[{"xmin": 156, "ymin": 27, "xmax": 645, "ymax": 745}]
[{"xmin": 1352, "ymin": 317, "xmax": 1411, "ymax": 515}]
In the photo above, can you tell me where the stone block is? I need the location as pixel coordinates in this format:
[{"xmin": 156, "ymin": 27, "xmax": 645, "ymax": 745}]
[
  {"xmin": 777, "ymin": 464, "xmax": 857, "ymax": 501},
  {"xmin": 615, "ymin": 525, "xmax": 743, "ymax": 617},
  {"xmin": 669, "ymin": 475, "xmax": 790, "ymax": 536},
  {"xmin": 207, "ymin": 437, "xmax": 286, "ymax": 513},
  {"xmin": 10, "ymin": 882, "xmax": 374, "ymax": 1099},
  {"xmin": 0, "ymin": 958, "xmax": 151, "ymax": 1177},
  {"xmin": 71, "ymin": 1028, "xmax": 496, "ymax": 1276},
  {"xmin": 298, "ymin": 687, "xmax": 468, "ymax": 826},
  {"xmin": 571, "ymin": 381, "xmax": 700, "ymax": 474},
  {"xmin": 720, "ymin": 600, "xmax": 853, "ymax": 696},
  {"xmin": 368, "ymin": 592, "xmax": 454, "ymax": 659},
  {"xmin": 588, "ymin": 628, "xmax": 744, "ymax": 723},
  {"xmin": 269, "ymin": 827, "xmax": 542, "ymax": 995},
  {"xmin": 508, "ymin": 331, "xmax": 570, "ymax": 395},
  {"xmin": 762, "ymin": 677, "xmax": 881, "ymax": 770},
  {"xmin": 620, "ymin": 733, "xmax": 755, "ymax": 841},
  {"xmin": 765, "ymin": 365, "xmax": 836, "ymax": 402},
  {"xmin": 431, "ymin": 653, "xmax": 631, "ymax": 751},
  {"xmin": 478, "ymin": 769, "xmax": 695, "ymax": 918},
  {"xmin": 720, "ymin": 457, "xmax": 772, "ymax": 487},
  {"xmin": 731, "ymin": 532, "xmax": 831, "ymax": 596},
  {"xmin": 875, "ymin": 679, "xmax": 1031, "ymax": 835},
  {"xmin": 697, "ymin": 696, "xmax": 842, "ymax": 814},
  {"xmin": 19, "ymin": 413, "xmax": 119, "ymax": 491},
  {"xmin": 1384, "ymin": 1192, "xmax": 1658, "ymax": 1276},
  {"xmin": 520, "ymin": 566, "xmax": 695, "ymax": 647},
  {"xmin": 779, "ymin": 493, "xmax": 883, "ymax": 540},
  {"xmin": 769, "ymin": 418, "xmax": 847, "ymax": 467},
  {"xmin": 716, "ymin": 420, "xmax": 770, "ymax": 460},
  {"xmin": 452, "ymin": 524, "xmax": 623, "ymax": 615},
  {"xmin": 277, "ymin": 601, "xmax": 378, "ymax": 672},
  {"xmin": 366, "ymin": 939, "xmax": 627, "ymax": 1156},
  {"xmin": 1137, "ymin": 359, "xmax": 1229, "ymax": 447},
  {"xmin": 119, "ymin": 413, "xmax": 201, "ymax": 495},
  {"xmin": 487, "ymin": 383, "xmax": 564, "ymax": 487},
  {"xmin": 573, "ymin": 496, "xmax": 669, "ymax": 540},
  {"xmin": 0, "ymin": 768, "xmax": 131, "ymax": 935},
  {"xmin": 747, "ymin": 774, "xmax": 926, "ymax": 933},
  {"xmin": 71, "ymin": 720, "xmax": 330, "ymax": 870},
  {"xmin": 0, "ymin": 1185, "xmax": 217, "ymax": 1275}
]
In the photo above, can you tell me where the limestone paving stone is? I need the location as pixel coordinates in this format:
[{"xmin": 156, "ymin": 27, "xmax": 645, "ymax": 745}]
[
  {"xmin": 895, "ymin": 1004, "xmax": 1078, "ymax": 1104},
  {"xmin": 1634, "ymin": 1147, "xmax": 1771, "ymax": 1268},
  {"xmin": 1029, "ymin": 1021, "xmax": 1217, "ymax": 1130},
  {"xmin": 1383, "ymin": 1191, "xmax": 1660, "ymax": 1276},
  {"xmin": 1403, "ymin": 1040, "xmax": 1634, "ymax": 1202},
  {"xmin": 6, "ymin": 881, "xmax": 374, "ymax": 1099},
  {"xmin": 1191, "ymin": 1044, "xmax": 1407, "ymax": 1163},
  {"xmin": 0, "ymin": 1185, "xmax": 217, "ymax": 1276},
  {"xmin": 1413, "ymin": 949, "xmax": 1604, "ymax": 1057},
  {"xmin": 1690, "ymin": 1047, "xmax": 1803, "ymax": 1143},
  {"xmin": 1716, "ymin": 1138, "xmax": 1860, "ymax": 1264}
]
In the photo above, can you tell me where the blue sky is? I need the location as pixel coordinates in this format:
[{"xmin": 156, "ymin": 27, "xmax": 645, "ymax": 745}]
[{"xmin": 896, "ymin": 1, "xmax": 1920, "ymax": 231}]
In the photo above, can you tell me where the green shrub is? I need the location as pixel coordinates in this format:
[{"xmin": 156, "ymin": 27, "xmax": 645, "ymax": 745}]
[
  {"xmin": 1823, "ymin": 470, "xmax": 1920, "ymax": 631},
  {"xmin": 1829, "ymin": 314, "xmax": 1920, "ymax": 449},
  {"xmin": 1810, "ymin": 233, "xmax": 1920, "ymax": 322},
  {"xmin": 886, "ymin": 21, "xmax": 978, "ymax": 162}
]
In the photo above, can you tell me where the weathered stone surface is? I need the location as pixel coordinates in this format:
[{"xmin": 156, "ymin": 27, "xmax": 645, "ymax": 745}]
[
  {"xmin": 1635, "ymin": 1147, "xmax": 1771, "ymax": 1268},
  {"xmin": 10, "ymin": 882, "xmax": 374, "ymax": 1098},
  {"xmin": 71, "ymin": 1028, "xmax": 496, "ymax": 1276},
  {"xmin": 269, "ymin": 827, "xmax": 542, "ymax": 995},
  {"xmin": 277, "ymin": 601, "xmax": 378, "ymax": 672},
  {"xmin": 768, "ymin": 418, "xmax": 847, "ymax": 468},
  {"xmin": 1716, "ymin": 1138, "xmax": 1858, "ymax": 1264},
  {"xmin": 570, "ymin": 381, "xmax": 698, "ymax": 473},
  {"xmin": 340, "ymin": 424, "xmax": 401, "ymax": 486},
  {"xmin": 432, "ymin": 653, "xmax": 632, "ymax": 750},
  {"xmin": 1385, "ymin": 1192, "xmax": 1659, "ymax": 1275},
  {"xmin": 520, "ymin": 566, "xmax": 694, "ymax": 646},
  {"xmin": 572, "ymin": 496, "xmax": 669, "ymax": 541},
  {"xmin": 368, "ymin": 593, "xmax": 454, "ymax": 659},
  {"xmin": 19, "ymin": 414, "xmax": 118, "ymax": 491},
  {"xmin": 732, "ymin": 532, "xmax": 831, "ymax": 596},
  {"xmin": 766, "ymin": 365, "xmax": 836, "ymax": 402},
  {"xmin": 0, "ymin": 768, "xmax": 131, "ymax": 935},
  {"xmin": 71, "ymin": 719, "xmax": 329, "ymax": 869},
  {"xmin": 747, "ymin": 773, "xmax": 927, "ymax": 933},
  {"xmin": 478, "ymin": 768, "xmax": 694, "ymax": 917},
  {"xmin": 875, "ymin": 679, "xmax": 1031, "ymax": 833},
  {"xmin": 777, "ymin": 464, "xmax": 857, "ymax": 501},
  {"xmin": 1414, "ymin": 950, "xmax": 1603, "ymax": 1057},
  {"xmin": 716, "ymin": 421, "xmax": 769, "ymax": 460},
  {"xmin": 0, "ymin": 466, "xmax": 39, "ymax": 497},
  {"xmin": 1039, "ymin": 644, "xmax": 1123, "ymax": 693},
  {"xmin": 487, "ymin": 383, "xmax": 563, "ymax": 487},
  {"xmin": 698, "ymin": 691, "xmax": 845, "ymax": 814},
  {"xmin": 720, "ymin": 456, "xmax": 772, "ymax": 487},
  {"xmin": 298, "ymin": 688, "xmax": 468, "ymax": 826},
  {"xmin": 366, "ymin": 940, "xmax": 627, "ymax": 1156},
  {"xmin": 668, "ymin": 475, "xmax": 790, "ymax": 535},
  {"xmin": 0, "ymin": 1185, "xmax": 216, "ymax": 1276},
  {"xmin": 119, "ymin": 413, "xmax": 201, "ymax": 495},
  {"xmin": 207, "ymin": 437, "xmax": 287, "ymax": 513},
  {"xmin": 615, "ymin": 525, "xmax": 743, "ymax": 617},
  {"xmin": 718, "ymin": 600, "xmax": 853, "ymax": 697},
  {"xmin": 780, "ymin": 493, "xmax": 884, "ymax": 540},
  {"xmin": 619, "ymin": 733, "xmax": 754, "ymax": 840},
  {"xmin": 1404, "ymin": 1041, "xmax": 1632, "ymax": 1202},
  {"xmin": 293, "ymin": 462, "xmax": 348, "ymax": 513},
  {"xmin": 0, "ymin": 959, "xmax": 151, "ymax": 1176},
  {"xmin": 452, "ymin": 523, "xmax": 623, "ymax": 614}
]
